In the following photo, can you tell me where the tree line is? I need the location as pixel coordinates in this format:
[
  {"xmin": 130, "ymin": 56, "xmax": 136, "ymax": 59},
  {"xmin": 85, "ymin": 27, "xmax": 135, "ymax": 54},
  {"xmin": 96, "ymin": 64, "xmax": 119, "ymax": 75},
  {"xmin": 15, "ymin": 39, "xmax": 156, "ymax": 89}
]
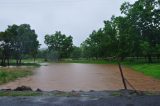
[
  {"xmin": 1, "ymin": 0, "xmax": 160, "ymax": 65},
  {"xmin": 39, "ymin": 0, "xmax": 160, "ymax": 63},
  {"xmin": 80, "ymin": 0, "xmax": 160, "ymax": 63}
]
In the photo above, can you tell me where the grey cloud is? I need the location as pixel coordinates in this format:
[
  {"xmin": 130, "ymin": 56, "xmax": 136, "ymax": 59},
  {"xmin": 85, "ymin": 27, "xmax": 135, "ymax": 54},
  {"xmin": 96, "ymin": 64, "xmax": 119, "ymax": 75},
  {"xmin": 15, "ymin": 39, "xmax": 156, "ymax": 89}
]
[{"xmin": 0, "ymin": 0, "xmax": 137, "ymax": 48}]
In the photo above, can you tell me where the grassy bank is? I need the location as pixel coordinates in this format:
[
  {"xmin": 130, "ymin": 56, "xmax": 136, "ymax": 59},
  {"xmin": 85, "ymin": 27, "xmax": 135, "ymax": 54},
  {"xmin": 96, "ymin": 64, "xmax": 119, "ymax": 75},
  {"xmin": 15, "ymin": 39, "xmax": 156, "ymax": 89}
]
[
  {"xmin": 0, "ymin": 91, "xmax": 41, "ymax": 96},
  {"xmin": 128, "ymin": 64, "xmax": 160, "ymax": 79},
  {"xmin": 0, "ymin": 68, "xmax": 33, "ymax": 85},
  {"xmin": 61, "ymin": 59, "xmax": 160, "ymax": 80},
  {"xmin": 0, "ymin": 91, "xmax": 81, "ymax": 97},
  {"xmin": 0, "ymin": 89, "xmax": 158, "ymax": 96}
]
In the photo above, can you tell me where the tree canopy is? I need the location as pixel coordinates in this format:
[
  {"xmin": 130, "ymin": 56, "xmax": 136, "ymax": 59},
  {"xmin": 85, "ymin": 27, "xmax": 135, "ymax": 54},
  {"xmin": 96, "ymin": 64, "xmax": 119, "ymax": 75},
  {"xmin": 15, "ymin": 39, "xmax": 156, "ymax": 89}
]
[
  {"xmin": 81, "ymin": 0, "xmax": 160, "ymax": 63},
  {"xmin": 44, "ymin": 31, "xmax": 73, "ymax": 60},
  {"xmin": 0, "ymin": 24, "xmax": 40, "ymax": 66}
]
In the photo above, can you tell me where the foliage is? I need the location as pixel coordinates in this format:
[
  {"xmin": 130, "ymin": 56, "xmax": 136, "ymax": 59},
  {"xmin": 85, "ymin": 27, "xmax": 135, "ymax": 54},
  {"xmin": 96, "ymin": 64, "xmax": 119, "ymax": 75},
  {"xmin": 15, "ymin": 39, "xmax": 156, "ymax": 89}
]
[
  {"xmin": 0, "ymin": 24, "xmax": 40, "ymax": 66},
  {"xmin": 129, "ymin": 64, "xmax": 160, "ymax": 79},
  {"xmin": 0, "ymin": 0, "xmax": 159, "ymax": 64},
  {"xmin": 80, "ymin": 0, "xmax": 160, "ymax": 63},
  {"xmin": 0, "ymin": 91, "xmax": 41, "ymax": 96},
  {"xmin": 70, "ymin": 46, "xmax": 82, "ymax": 59},
  {"xmin": 0, "ymin": 68, "xmax": 33, "ymax": 84},
  {"xmin": 44, "ymin": 31, "xmax": 73, "ymax": 60}
]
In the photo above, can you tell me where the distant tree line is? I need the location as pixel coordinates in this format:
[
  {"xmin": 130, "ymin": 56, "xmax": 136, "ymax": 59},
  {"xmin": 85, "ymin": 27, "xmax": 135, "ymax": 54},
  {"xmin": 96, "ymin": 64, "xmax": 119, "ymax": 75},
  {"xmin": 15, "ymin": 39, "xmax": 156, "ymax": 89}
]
[
  {"xmin": 0, "ymin": 24, "xmax": 39, "ymax": 66},
  {"xmin": 1, "ymin": 0, "xmax": 159, "ymax": 64},
  {"xmin": 80, "ymin": 0, "xmax": 160, "ymax": 63},
  {"xmin": 42, "ymin": 0, "xmax": 160, "ymax": 63}
]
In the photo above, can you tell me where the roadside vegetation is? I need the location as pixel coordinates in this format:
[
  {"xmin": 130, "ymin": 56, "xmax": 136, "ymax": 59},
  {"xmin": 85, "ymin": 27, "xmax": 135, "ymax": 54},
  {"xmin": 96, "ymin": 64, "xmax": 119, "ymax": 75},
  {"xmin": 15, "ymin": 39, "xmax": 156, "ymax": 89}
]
[
  {"xmin": 0, "ymin": 68, "xmax": 33, "ymax": 85},
  {"xmin": 129, "ymin": 64, "xmax": 160, "ymax": 79},
  {"xmin": 0, "ymin": 90, "xmax": 81, "ymax": 96},
  {"xmin": 0, "ymin": 89, "xmax": 158, "ymax": 97},
  {"xmin": 0, "ymin": 91, "xmax": 41, "ymax": 96}
]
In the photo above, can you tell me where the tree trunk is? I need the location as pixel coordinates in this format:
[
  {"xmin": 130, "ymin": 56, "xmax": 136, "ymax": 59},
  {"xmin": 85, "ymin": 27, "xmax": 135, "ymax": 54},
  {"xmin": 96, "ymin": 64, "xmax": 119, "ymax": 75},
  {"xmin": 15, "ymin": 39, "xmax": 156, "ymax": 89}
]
[
  {"xmin": 157, "ymin": 55, "xmax": 160, "ymax": 63},
  {"xmin": 148, "ymin": 54, "xmax": 152, "ymax": 63},
  {"xmin": 1, "ymin": 58, "xmax": 4, "ymax": 66},
  {"xmin": 7, "ymin": 58, "xmax": 10, "ymax": 66},
  {"xmin": 19, "ymin": 59, "xmax": 22, "ymax": 65},
  {"xmin": 118, "ymin": 62, "xmax": 127, "ymax": 90},
  {"xmin": 34, "ymin": 57, "xmax": 36, "ymax": 63},
  {"xmin": 96, "ymin": 56, "xmax": 98, "ymax": 60},
  {"xmin": 16, "ymin": 59, "xmax": 19, "ymax": 65},
  {"xmin": 136, "ymin": 56, "xmax": 139, "ymax": 61},
  {"xmin": 145, "ymin": 56, "xmax": 147, "ymax": 63},
  {"xmin": 3, "ymin": 58, "xmax": 6, "ymax": 66},
  {"xmin": 1, "ymin": 54, "xmax": 6, "ymax": 66}
]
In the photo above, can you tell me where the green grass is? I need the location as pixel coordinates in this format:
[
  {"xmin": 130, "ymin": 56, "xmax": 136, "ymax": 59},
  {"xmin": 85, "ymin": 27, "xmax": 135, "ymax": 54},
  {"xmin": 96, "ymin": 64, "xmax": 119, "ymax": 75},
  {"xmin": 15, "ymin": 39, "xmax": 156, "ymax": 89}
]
[
  {"xmin": 0, "ymin": 91, "xmax": 80, "ymax": 96},
  {"xmin": 0, "ymin": 68, "xmax": 33, "ymax": 84},
  {"xmin": 128, "ymin": 64, "xmax": 160, "ymax": 79},
  {"xmin": 110, "ymin": 92, "xmax": 122, "ymax": 96},
  {"xmin": 0, "ymin": 91, "xmax": 41, "ymax": 96}
]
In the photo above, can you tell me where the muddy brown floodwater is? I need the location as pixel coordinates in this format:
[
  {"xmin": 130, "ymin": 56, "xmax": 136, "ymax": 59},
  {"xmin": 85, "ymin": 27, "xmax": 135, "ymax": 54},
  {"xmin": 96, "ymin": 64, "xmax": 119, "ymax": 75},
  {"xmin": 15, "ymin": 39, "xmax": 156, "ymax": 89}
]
[{"xmin": 0, "ymin": 63, "xmax": 160, "ymax": 91}]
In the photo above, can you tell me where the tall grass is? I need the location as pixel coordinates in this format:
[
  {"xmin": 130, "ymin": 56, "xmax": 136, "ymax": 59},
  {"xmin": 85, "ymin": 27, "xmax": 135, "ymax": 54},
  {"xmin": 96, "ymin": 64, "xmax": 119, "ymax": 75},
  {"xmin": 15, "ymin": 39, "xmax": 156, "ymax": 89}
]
[
  {"xmin": 129, "ymin": 64, "xmax": 160, "ymax": 79},
  {"xmin": 0, "ymin": 68, "xmax": 33, "ymax": 84}
]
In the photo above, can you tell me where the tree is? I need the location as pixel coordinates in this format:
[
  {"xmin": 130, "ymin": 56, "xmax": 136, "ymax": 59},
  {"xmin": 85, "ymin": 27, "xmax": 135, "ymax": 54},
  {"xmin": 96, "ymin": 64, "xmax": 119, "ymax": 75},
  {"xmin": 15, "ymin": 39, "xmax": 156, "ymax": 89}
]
[
  {"xmin": 44, "ymin": 31, "xmax": 73, "ymax": 60},
  {"xmin": 81, "ymin": 30, "xmax": 104, "ymax": 59},
  {"xmin": 37, "ymin": 49, "xmax": 48, "ymax": 61},
  {"xmin": 0, "ymin": 30, "xmax": 14, "ymax": 66},
  {"xmin": 103, "ymin": 18, "xmax": 117, "ymax": 58},
  {"xmin": 0, "ymin": 24, "xmax": 40, "ymax": 66},
  {"xmin": 71, "ymin": 46, "xmax": 82, "ymax": 59},
  {"xmin": 112, "ymin": 16, "xmax": 133, "ymax": 61},
  {"xmin": 10, "ymin": 24, "xmax": 39, "ymax": 65},
  {"xmin": 121, "ymin": 0, "xmax": 160, "ymax": 63}
]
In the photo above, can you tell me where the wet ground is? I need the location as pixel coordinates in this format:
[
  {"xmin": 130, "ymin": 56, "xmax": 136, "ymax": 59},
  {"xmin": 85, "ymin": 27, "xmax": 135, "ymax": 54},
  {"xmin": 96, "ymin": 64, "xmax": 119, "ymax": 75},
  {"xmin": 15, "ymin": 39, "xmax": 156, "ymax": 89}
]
[{"xmin": 0, "ymin": 63, "xmax": 160, "ymax": 91}]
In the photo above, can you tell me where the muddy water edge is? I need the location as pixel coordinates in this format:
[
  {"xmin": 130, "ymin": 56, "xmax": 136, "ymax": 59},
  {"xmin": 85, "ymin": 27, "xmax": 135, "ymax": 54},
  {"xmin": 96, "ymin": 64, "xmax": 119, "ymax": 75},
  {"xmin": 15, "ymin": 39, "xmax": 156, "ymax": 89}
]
[{"xmin": 0, "ymin": 63, "xmax": 160, "ymax": 91}]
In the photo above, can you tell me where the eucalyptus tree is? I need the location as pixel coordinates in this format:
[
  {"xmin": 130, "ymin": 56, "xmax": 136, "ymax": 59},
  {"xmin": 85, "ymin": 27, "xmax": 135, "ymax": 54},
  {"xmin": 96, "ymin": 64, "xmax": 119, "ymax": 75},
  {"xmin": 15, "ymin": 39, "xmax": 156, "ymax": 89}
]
[
  {"xmin": 44, "ymin": 31, "xmax": 73, "ymax": 60},
  {"xmin": 0, "ymin": 31, "xmax": 12, "ymax": 66},
  {"xmin": 103, "ymin": 18, "xmax": 117, "ymax": 58},
  {"xmin": 81, "ymin": 29, "xmax": 106, "ymax": 59},
  {"xmin": 0, "ymin": 24, "xmax": 39, "ymax": 66},
  {"xmin": 10, "ymin": 24, "xmax": 39, "ymax": 65},
  {"xmin": 71, "ymin": 46, "xmax": 82, "ymax": 59},
  {"xmin": 121, "ymin": 0, "xmax": 160, "ymax": 63},
  {"xmin": 0, "ymin": 25, "xmax": 18, "ymax": 66}
]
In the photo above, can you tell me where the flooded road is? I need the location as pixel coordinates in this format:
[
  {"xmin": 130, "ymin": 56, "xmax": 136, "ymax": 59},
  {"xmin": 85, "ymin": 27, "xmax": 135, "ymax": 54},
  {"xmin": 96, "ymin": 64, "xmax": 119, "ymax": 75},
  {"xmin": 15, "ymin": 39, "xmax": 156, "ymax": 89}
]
[{"xmin": 0, "ymin": 63, "xmax": 160, "ymax": 91}]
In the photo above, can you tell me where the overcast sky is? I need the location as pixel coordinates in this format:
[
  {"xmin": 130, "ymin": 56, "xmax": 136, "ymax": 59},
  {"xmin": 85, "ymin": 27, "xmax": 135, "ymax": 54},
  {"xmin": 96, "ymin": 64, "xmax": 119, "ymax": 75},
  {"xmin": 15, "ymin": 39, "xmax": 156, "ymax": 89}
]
[{"xmin": 0, "ymin": 0, "xmax": 136, "ymax": 48}]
